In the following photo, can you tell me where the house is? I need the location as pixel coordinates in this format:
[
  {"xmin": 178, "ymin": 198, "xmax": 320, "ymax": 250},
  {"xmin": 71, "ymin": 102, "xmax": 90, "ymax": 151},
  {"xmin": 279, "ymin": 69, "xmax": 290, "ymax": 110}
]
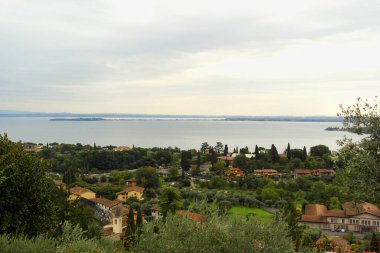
[
  {"xmin": 253, "ymin": 169, "xmax": 278, "ymax": 177},
  {"xmin": 225, "ymin": 166, "xmax": 244, "ymax": 177},
  {"xmin": 151, "ymin": 204, "xmax": 162, "ymax": 220},
  {"xmin": 89, "ymin": 197, "xmax": 123, "ymax": 224},
  {"xmin": 292, "ymin": 169, "xmax": 313, "ymax": 178},
  {"xmin": 116, "ymin": 186, "xmax": 145, "ymax": 201},
  {"xmin": 292, "ymin": 169, "xmax": 336, "ymax": 178},
  {"xmin": 126, "ymin": 179, "xmax": 137, "ymax": 187},
  {"xmin": 314, "ymin": 169, "xmax": 336, "ymax": 177},
  {"xmin": 23, "ymin": 143, "xmax": 43, "ymax": 152},
  {"xmin": 103, "ymin": 205, "xmax": 145, "ymax": 239},
  {"xmin": 301, "ymin": 202, "xmax": 380, "ymax": 233},
  {"xmin": 113, "ymin": 146, "xmax": 130, "ymax": 151},
  {"xmin": 69, "ymin": 186, "xmax": 96, "ymax": 201}
]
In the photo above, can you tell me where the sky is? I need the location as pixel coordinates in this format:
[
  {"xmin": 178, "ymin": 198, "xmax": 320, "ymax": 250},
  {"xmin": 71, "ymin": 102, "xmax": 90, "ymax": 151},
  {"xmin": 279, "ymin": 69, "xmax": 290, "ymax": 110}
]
[{"xmin": 0, "ymin": 0, "xmax": 379, "ymax": 115}]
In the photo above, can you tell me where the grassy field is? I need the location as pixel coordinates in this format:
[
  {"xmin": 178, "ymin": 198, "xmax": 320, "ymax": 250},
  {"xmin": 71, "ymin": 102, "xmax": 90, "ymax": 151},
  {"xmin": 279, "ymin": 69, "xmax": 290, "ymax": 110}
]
[{"xmin": 228, "ymin": 206, "xmax": 273, "ymax": 222}]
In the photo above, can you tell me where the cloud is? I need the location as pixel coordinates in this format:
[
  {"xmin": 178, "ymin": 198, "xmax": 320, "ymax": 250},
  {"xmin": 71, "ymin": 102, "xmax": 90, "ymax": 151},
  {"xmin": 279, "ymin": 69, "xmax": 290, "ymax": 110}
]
[{"xmin": 0, "ymin": 0, "xmax": 379, "ymax": 114}]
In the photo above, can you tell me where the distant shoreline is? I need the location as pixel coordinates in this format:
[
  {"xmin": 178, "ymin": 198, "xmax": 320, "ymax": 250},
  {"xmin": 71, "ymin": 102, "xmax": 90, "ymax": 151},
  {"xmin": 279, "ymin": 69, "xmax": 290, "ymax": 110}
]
[{"xmin": 0, "ymin": 112, "xmax": 343, "ymax": 122}]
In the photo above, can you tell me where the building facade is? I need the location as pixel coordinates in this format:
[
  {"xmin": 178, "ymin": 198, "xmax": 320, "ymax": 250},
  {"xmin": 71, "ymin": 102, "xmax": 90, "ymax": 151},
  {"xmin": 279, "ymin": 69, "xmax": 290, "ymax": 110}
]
[{"xmin": 301, "ymin": 202, "xmax": 380, "ymax": 233}]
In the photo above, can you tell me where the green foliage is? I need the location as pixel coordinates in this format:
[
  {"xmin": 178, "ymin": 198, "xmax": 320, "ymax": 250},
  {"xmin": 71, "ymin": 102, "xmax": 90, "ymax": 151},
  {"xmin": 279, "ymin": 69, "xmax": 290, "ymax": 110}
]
[
  {"xmin": 159, "ymin": 186, "xmax": 182, "ymax": 218},
  {"xmin": 135, "ymin": 166, "xmax": 160, "ymax": 189},
  {"xmin": 337, "ymin": 98, "xmax": 380, "ymax": 203},
  {"xmin": 0, "ymin": 223, "xmax": 121, "ymax": 253},
  {"xmin": 0, "ymin": 134, "xmax": 66, "ymax": 236},
  {"xmin": 310, "ymin": 145, "xmax": 331, "ymax": 157},
  {"xmin": 136, "ymin": 212, "xmax": 295, "ymax": 253}
]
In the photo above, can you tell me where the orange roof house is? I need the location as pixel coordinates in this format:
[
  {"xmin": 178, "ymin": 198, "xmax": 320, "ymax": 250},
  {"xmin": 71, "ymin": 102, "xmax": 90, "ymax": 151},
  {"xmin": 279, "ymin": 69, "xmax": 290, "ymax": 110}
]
[
  {"xmin": 301, "ymin": 201, "xmax": 380, "ymax": 233},
  {"xmin": 292, "ymin": 169, "xmax": 313, "ymax": 178},
  {"xmin": 117, "ymin": 186, "xmax": 145, "ymax": 201},
  {"xmin": 225, "ymin": 167, "xmax": 244, "ymax": 177},
  {"xmin": 253, "ymin": 169, "xmax": 278, "ymax": 177},
  {"xmin": 69, "ymin": 186, "xmax": 96, "ymax": 200}
]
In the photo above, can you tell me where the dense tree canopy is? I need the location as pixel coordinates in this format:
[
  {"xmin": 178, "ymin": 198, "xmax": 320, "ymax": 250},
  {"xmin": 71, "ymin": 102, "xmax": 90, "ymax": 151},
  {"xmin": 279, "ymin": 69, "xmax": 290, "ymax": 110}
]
[{"xmin": 337, "ymin": 98, "xmax": 380, "ymax": 203}]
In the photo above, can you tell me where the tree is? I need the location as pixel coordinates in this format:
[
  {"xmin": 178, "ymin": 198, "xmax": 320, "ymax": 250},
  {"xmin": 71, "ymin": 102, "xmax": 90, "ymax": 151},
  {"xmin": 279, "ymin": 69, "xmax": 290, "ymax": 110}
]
[
  {"xmin": 135, "ymin": 167, "xmax": 160, "ymax": 189},
  {"xmin": 302, "ymin": 146, "xmax": 307, "ymax": 161},
  {"xmin": 200, "ymin": 142, "xmax": 209, "ymax": 153},
  {"xmin": 369, "ymin": 232, "xmax": 379, "ymax": 252},
  {"xmin": 210, "ymin": 149, "xmax": 217, "ymax": 166},
  {"xmin": 136, "ymin": 207, "xmax": 143, "ymax": 237},
  {"xmin": 197, "ymin": 151, "xmax": 201, "ymax": 168},
  {"xmin": 286, "ymin": 143, "xmax": 291, "ymax": 160},
  {"xmin": 223, "ymin": 145, "xmax": 229, "ymax": 156},
  {"xmin": 180, "ymin": 151, "xmax": 191, "ymax": 171},
  {"xmin": 210, "ymin": 159, "xmax": 226, "ymax": 174},
  {"xmin": 269, "ymin": 144, "xmax": 280, "ymax": 163},
  {"xmin": 337, "ymin": 98, "xmax": 380, "ymax": 202},
  {"xmin": 310, "ymin": 145, "xmax": 331, "ymax": 157},
  {"xmin": 233, "ymin": 154, "xmax": 249, "ymax": 171},
  {"xmin": 128, "ymin": 206, "xmax": 136, "ymax": 234},
  {"xmin": 159, "ymin": 186, "xmax": 182, "ymax": 218},
  {"xmin": 0, "ymin": 134, "xmax": 68, "ymax": 236},
  {"xmin": 254, "ymin": 145, "xmax": 259, "ymax": 160},
  {"xmin": 136, "ymin": 211, "xmax": 295, "ymax": 253}
]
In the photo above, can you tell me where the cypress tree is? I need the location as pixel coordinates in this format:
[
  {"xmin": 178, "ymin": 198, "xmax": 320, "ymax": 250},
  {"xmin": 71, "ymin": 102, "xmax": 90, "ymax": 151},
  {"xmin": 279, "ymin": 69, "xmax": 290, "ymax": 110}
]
[
  {"xmin": 286, "ymin": 143, "xmax": 291, "ymax": 160},
  {"xmin": 223, "ymin": 144, "xmax": 228, "ymax": 156},
  {"xmin": 270, "ymin": 144, "xmax": 280, "ymax": 163},
  {"xmin": 254, "ymin": 145, "xmax": 259, "ymax": 160},
  {"xmin": 197, "ymin": 151, "xmax": 201, "ymax": 168},
  {"xmin": 128, "ymin": 206, "xmax": 135, "ymax": 234},
  {"xmin": 302, "ymin": 146, "xmax": 307, "ymax": 161},
  {"xmin": 370, "ymin": 232, "xmax": 379, "ymax": 252}
]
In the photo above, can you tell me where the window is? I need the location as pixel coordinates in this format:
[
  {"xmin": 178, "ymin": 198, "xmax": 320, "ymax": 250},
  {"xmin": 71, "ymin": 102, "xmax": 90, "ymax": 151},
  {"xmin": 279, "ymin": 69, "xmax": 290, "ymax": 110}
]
[{"xmin": 114, "ymin": 219, "xmax": 117, "ymax": 224}]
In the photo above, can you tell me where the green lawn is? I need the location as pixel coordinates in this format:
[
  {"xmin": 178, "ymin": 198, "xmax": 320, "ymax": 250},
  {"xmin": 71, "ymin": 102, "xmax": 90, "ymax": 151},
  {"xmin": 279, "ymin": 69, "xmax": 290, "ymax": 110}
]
[{"xmin": 228, "ymin": 206, "xmax": 273, "ymax": 222}]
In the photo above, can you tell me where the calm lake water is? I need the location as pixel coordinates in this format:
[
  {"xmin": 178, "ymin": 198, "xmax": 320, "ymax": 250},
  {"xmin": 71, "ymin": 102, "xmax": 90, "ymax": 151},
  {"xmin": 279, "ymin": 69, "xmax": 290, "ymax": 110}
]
[{"xmin": 0, "ymin": 117, "xmax": 362, "ymax": 151}]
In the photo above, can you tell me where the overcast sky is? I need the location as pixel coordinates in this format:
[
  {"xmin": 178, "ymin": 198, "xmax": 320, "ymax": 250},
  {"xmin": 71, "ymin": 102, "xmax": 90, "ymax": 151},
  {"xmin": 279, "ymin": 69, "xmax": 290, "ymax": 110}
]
[{"xmin": 0, "ymin": 0, "xmax": 379, "ymax": 115}]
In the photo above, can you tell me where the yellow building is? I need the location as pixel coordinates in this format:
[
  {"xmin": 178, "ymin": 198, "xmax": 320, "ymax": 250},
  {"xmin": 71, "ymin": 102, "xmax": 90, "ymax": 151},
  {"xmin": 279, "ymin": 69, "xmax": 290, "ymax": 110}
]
[
  {"xmin": 117, "ymin": 186, "xmax": 145, "ymax": 201},
  {"xmin": 69, "ymin": 186, "xmax": 96, "ymax": 201}
]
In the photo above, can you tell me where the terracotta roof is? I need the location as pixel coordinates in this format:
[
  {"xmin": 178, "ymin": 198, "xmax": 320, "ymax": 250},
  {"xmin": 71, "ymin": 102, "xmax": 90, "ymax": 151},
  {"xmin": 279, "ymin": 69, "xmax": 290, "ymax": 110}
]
[
  {"xmin": 293, "ymin": 169, "xmax": 312, "ymax": 174},
  {"xmin": 304, "ymin": 204, "xmax": 327, "ymax": 216},
  {"xmin": 301, "ymin": 204, "xmax": 327, "ymax": 223},
  {"xmin": 254, "ymin": 169, "xmax": 278, "ymax": 173},
  {"xmin": 301, "ymin": 215, "xmax": 324, "ymax": 223},
  {"xmin": 342, "ymin": 201, "xmax": 380, "ymax": 217},
  {"xmin": 323, "ymin": 210, "xmax": 347, "ymax": 218},
  {"xmin": 90, "ymin": 197, "xmax": 122, "ymax": 208},
  {"xmin": 117, "ymin": 186, "xmax": 145, "ymax": 194},
  {"xmin": 177, "ymin": 210, "xmax": 204, "ymax": 223},
  {"xmin": 70, "ymin": 186, "xmax": 95, "ymax": 196},
  {"xmin": 317, "ymin": 169, "xmax": 335, "ymax": 174}
]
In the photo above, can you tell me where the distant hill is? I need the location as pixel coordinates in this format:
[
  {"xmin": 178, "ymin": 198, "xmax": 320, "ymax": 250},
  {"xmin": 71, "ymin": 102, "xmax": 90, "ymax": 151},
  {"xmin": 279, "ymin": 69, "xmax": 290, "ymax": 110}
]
[{"xmin": 0, "ymin": 111, "xmax": 342, "ymax": 122}]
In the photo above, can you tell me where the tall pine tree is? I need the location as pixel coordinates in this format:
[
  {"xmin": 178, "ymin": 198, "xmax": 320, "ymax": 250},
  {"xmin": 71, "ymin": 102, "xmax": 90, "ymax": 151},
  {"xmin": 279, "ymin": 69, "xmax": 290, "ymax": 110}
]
[
  {"xmin": 223, "ymin": 144, "xmax": 228, "ymax": 156},
  {"xmin": 286, "ymin": 143, "xmax": 291, "ymax": 160},
  {"xmin": 254, "ymin": 145, "xmax": 259, "ymax": 160},
  {"xmin": 302, "ymin": 146, "xmax": 307, "ymax": 161}
]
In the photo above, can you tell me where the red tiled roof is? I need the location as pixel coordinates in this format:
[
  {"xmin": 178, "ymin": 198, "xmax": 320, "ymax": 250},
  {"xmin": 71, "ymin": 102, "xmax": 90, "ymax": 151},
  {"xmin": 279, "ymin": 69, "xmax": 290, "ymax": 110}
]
[
  {"xmin": 254, "ymin": 169, "xmax": 278, "ymax": 174},
  {"xmin": 90, "ymin": 197, "xmax": 122, "ymax": 208},
  {"xmin": 293, "ymin": 169, "xmax": 312, "ymax": 174},
  {"xmin": 317, "ymin": 169, "xmax": 335, "ymax": 174},
  {"xmin": 70, "ymin": 186, "xmax": 95, "ymax": 196},
  {"xmin": 117, "ymin": 186, "xmax": 145, "ymax": 194},
  {"xmin": 323, "ymin": 210, "xmax": 347, "ymax": 218}
]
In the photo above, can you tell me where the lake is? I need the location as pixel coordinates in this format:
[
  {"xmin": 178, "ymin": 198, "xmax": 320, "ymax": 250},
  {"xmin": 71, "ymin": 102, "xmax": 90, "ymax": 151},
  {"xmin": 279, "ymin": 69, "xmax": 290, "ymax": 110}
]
[{"xmin": 0, "ymin": 117, "xmax": 362, "ymax": 151}]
